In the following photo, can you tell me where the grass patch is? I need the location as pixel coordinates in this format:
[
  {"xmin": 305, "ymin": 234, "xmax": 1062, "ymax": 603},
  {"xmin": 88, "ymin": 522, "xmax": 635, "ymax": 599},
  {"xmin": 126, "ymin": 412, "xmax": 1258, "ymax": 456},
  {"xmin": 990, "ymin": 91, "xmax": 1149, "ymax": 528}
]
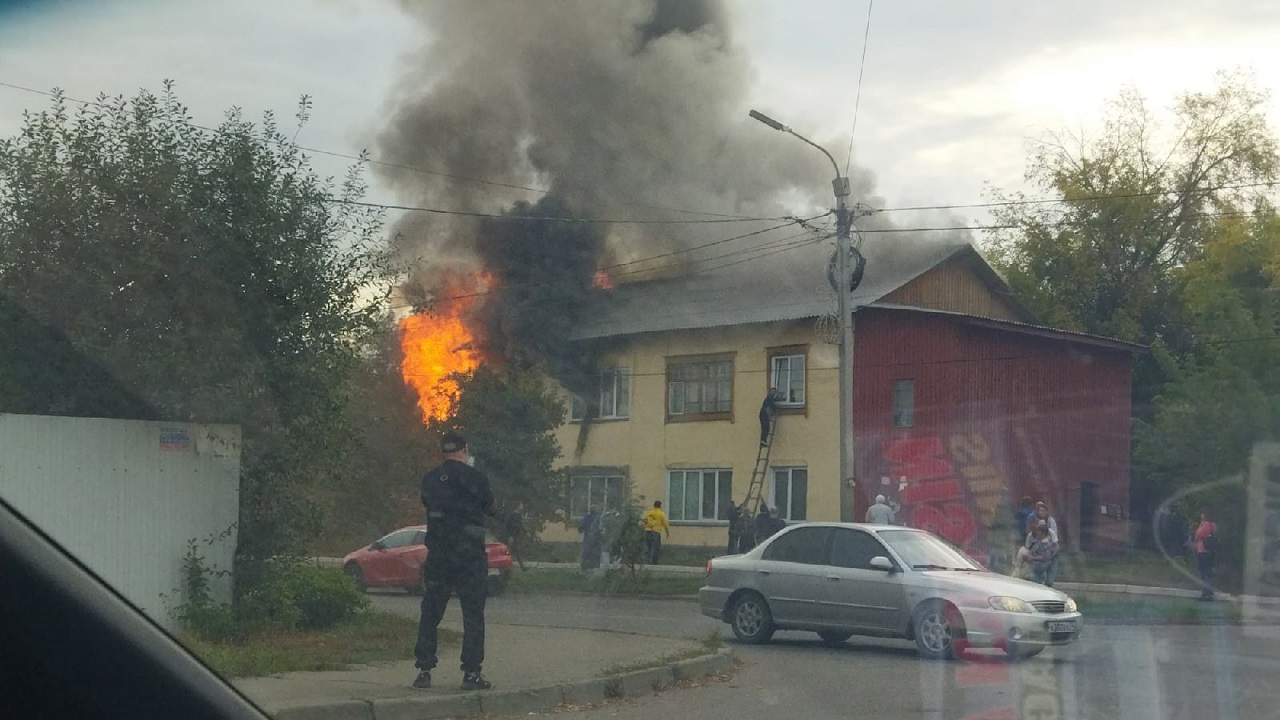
[
  {"xmin": 1060, "ymin": 550, "xmax": 1204, "ymax": 590},
  {"xmin": 1074, "ymin": 596, "xmax": 1242, "ymax": 624},
  {"xmin": 181, "ymin": 611, "xmax": 460, "ymax": 678},
  {"xmin": 506, "ymin": 568, "xmax": 705, "ymax": 597}
]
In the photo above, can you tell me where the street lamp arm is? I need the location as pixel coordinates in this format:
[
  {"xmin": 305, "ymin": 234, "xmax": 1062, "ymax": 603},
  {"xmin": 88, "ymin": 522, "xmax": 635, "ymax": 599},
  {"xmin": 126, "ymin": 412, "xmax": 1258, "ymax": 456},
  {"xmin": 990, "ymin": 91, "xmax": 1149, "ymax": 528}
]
[
  {"xmin": 786, "ymin": 129, "xmax": 842, "ymax": 185},
  {"xmin": 749, "ymin": 109, "xmax": 842, "ymax": 187}
]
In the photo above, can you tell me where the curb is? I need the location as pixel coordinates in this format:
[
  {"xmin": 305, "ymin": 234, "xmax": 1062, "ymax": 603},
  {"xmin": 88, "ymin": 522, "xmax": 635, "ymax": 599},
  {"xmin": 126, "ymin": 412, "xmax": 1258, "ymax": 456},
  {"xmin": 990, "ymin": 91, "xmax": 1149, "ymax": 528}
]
[{"xmin": 270, "ymin": 647, "xmax": 733, "ymax": 720}]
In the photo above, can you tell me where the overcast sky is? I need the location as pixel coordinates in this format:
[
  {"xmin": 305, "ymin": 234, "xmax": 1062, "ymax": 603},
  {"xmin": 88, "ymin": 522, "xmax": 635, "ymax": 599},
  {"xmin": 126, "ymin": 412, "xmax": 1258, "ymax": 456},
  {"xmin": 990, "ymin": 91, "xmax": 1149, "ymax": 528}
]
[{"xmin": 1, "ymin": 0, "xmax": 1278, "ymax": 225}]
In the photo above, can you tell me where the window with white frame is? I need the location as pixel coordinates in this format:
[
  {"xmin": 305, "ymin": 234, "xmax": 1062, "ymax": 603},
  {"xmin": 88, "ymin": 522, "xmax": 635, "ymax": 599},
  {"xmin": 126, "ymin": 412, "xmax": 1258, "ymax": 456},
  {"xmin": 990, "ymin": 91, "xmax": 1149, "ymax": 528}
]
[
  {"xmin": 567, "ymin": 473, "xmax": 625, "ymax": 519},
  {"xmin": 769, "ymin": 352, "xmax": 806, "ymax": 406},
  {"xmin": 667, "ymin": 469, "xmax": 733, "ymax": 522},
  {"xmin": 568, "ymin": 368, "xmax": 631, "ymax": 421},
  {"xmin": 771, "ymin": 467, "xmax": 808, "ymax": 521},
  {"xmin": 667, "ymin": 357, "xmax": 733, "ymax": 419}
]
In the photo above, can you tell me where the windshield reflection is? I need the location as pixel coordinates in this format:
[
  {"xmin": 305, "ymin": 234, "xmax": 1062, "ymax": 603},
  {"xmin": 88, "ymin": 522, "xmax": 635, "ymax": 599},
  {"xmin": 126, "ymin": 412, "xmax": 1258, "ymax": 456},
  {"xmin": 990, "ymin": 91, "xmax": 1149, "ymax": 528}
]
[{"xmin": 879, "ymin": 529, "xmax": 985, "ymax": 571}]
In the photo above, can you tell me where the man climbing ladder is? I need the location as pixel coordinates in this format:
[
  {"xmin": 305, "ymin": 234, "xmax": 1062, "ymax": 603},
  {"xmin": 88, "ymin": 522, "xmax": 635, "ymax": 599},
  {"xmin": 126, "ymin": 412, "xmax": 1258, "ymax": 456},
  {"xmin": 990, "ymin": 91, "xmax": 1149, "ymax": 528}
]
[
  {"xmin": 733, "ymin": 388, "xmax": 783, "ymax": 553},
  {"xmin": 758, "ymin": 387, "xmax": 782, "ymax": 446}
]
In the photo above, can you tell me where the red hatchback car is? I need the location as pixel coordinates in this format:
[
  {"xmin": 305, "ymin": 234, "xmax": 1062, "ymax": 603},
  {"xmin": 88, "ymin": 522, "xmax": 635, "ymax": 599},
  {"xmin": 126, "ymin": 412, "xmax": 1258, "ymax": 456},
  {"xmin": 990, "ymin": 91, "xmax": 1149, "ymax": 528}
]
[{"xmin": 342, "ymin": 525, "xmax": 514, "ymax": 595}]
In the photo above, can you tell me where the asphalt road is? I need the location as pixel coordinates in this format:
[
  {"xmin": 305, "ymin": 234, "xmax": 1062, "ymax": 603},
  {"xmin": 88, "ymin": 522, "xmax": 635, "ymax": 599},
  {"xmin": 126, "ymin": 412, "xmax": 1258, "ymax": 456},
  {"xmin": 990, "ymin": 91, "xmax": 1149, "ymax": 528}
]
[{"xmin": 371, "ymin": 592, "xmax": 1280, "ymax": 720}]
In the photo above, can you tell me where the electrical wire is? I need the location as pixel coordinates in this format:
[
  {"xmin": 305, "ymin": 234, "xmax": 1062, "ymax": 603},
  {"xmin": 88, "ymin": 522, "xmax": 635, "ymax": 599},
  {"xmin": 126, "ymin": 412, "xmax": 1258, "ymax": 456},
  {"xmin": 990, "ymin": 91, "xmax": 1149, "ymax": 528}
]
[
  {"xmin": 7, "ymin": 79, "xmax": 1277, "ymax": 221},
  {"xmin": 844, "ymin": 0, "xmax": 875, "ymax": 177},
  {"xmin": 0, "ymin": 79, "xmax": 778, "ymax": 223}
]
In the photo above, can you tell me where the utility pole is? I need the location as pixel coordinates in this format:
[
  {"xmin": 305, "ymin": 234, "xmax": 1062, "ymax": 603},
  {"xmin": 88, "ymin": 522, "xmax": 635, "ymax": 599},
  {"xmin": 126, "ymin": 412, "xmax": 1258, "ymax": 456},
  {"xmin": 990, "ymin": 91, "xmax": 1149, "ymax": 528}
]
[{"xmin": 749, "ymin": 110, "xmax": 862, "ymax": 522}]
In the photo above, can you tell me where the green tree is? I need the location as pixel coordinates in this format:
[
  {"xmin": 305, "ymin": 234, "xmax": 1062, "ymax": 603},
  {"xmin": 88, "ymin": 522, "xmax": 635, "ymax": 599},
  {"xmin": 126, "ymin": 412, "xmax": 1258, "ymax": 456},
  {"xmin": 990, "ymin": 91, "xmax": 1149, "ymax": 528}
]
[
  {"xmin": 1134, "ymin": 210, "xmax": 1280, "ymax": 575},
  {"xmin": 320, "ymin": 317, "xmax": 439, "ymax": 547},
  {"xmin": 0, "ymin": 84, "xmax": 391, "ymax": 584},
  {"xmin": 987, "ymin": 72, "xmax": 1280, "ymax": 561},
  {"xmin": 987, "ymin": 71, "xmax": 1279, "ymax": 413},
  {"xmin": 434, "ymin": 365, "xmax": 567, "ymax": 534}
]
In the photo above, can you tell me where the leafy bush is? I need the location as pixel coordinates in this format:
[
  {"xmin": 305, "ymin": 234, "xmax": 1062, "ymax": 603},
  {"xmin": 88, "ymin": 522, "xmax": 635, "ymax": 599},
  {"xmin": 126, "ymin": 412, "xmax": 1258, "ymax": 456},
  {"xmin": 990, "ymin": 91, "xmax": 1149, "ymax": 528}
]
[
  {"xmin": 172, "ymin": 543, "xmax": 367, "ymax": 639},
  {"xmin": 289, "ymin": 566, "xmax": 369, "ymax": 629},
  {"xmin": 232, "ymin": 561, "xmax": 302, "ymax": 635},
  {"xmin": 605, "ymin": 502, "xmax": 647, "ymax": 577}
]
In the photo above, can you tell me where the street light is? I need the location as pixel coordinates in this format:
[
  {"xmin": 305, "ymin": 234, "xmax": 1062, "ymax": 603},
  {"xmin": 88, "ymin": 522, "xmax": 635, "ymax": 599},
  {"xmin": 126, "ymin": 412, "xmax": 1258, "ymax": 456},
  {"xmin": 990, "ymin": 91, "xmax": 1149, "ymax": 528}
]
[{"xmin": 750, "ymin": 109, "xmax": 860, "ymax": 523}]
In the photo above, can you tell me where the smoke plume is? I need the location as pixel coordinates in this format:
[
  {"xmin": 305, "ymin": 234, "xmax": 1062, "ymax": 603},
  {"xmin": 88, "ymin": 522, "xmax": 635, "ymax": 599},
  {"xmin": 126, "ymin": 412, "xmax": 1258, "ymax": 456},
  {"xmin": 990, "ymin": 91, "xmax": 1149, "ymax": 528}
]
[{"xmin": 374, "ymin": 0, "xmax": 941, "ymax": 388}]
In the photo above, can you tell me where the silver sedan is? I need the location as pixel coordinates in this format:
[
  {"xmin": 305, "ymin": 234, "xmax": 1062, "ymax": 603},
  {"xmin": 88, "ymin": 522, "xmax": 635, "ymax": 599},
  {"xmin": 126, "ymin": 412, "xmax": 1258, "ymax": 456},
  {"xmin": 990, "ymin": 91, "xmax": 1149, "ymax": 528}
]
[{"xmin": 700, "ymin": 522, "xmax": 1082, "ymax": 659}]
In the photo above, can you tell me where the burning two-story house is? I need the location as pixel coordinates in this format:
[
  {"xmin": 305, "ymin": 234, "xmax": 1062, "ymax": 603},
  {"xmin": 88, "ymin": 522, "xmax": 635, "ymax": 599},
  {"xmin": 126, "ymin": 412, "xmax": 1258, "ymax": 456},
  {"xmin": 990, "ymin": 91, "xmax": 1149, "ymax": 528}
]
[{"xmin": 540, "ymin": 241, "xmax": 1142, "ymax": 559}]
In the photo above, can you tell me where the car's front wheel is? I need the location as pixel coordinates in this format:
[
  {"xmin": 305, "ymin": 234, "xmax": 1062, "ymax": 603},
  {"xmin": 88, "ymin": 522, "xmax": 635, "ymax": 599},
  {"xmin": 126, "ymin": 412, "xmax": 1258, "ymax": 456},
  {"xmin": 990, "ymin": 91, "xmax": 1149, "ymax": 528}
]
[
  {"xmin": 730, "ymin": 592, "xmax": 775, "ymax": 644},
  {"xmin": 343, "ymin": 562, "xmax": 366, "ymax": 593},
  {"xmin": 913, "ymin": 600, "xmax": 964, "ymax": 660},
  {"xmin": 817, "ymin": 630, "xmax": 853, "ymax": 647}
]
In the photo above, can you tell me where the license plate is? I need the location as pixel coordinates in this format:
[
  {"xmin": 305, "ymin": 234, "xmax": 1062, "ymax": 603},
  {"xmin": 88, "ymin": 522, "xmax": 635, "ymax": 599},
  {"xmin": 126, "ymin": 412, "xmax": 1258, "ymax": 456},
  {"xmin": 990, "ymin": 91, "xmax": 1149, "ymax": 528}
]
[
  {"xmin": 487, "ymin": 568, "xmax": 501, "ymax": 576},
  {"xmin": 1048, "ymin": 621, "xmax": 1076, "ymax": 633}
]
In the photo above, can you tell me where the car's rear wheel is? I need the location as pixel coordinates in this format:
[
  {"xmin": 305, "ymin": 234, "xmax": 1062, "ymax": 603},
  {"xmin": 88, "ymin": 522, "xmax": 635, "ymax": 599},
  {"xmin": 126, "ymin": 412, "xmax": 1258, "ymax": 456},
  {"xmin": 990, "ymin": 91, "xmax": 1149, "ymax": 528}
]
[
  {"xmin": 730, "ymin": 592, "xmax": 775, "ymax": 644},
  {"xmin": 817, "ymin": 630, "xmax": 853, "ymax": 647},
  {"xmin": 914, "ymin": 600, "xmax": 964, "ymax": 660},
  {"xmin": 343, "ymin": 562, "xmax": 366, "ymax": 593}
]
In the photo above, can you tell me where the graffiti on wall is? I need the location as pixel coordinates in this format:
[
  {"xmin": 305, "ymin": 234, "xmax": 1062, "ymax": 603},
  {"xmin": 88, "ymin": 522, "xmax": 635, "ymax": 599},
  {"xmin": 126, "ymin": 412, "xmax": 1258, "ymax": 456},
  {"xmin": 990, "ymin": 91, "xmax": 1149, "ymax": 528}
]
[{"xmin": 876, "ymin": 432, "xmax": 1009, "ymax": 560}]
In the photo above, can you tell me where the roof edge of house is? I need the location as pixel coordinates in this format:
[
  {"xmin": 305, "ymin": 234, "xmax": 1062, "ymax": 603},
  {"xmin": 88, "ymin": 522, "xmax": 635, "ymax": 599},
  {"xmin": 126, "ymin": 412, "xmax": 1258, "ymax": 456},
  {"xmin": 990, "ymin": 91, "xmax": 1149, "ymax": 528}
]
[{"xmin": 862, "ymin": 303, "xmax": 1149, "ymax": 353}]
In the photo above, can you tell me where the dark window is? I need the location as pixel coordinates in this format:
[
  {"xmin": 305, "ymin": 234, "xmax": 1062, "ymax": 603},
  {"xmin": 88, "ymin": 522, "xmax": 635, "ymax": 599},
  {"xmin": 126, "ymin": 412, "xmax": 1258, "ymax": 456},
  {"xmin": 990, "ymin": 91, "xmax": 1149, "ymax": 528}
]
[
  {"xmin": 668, "ymin": 469, "xmax": 732, "ymax": 521},
  {"xmin": 892, "ymin": 379, "xmax": 914, "ymax": 428},
  {"xmin": 772, "ymin": 467, "xmax": 808, "ymax": 521},
  {"xmin": 667, "ymin": 357, "xmax": 733, "ymax": 418},
  {"xmin": 412, "ymin": 530, "xmax": 427, "ymax": 545},
  {"xmin": 769, "ymin": 353, "xmax": 806, "ymax": 406},
  {"xmin": 568, "ymin": 473, "xmax": 625, "ymax": 519},
  {"xmin": 829, "ymin": 529, "xmax": 888, "ymax": 570},
  {"xmin": 569, "ymin": 368, "xmax": 630, "ymax": 421},
  {"xmin": 761, "ymin": 527, "xmax": 829, "ymax": 564}
]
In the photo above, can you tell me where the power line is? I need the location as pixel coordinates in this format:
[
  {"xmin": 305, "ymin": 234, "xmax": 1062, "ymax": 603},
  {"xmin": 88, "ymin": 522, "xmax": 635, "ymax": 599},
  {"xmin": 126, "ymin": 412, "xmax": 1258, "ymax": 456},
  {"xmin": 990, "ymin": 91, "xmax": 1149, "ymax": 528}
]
[
  {"xmin": 844, "ymin": 0, "xmax": 875, "ymax": 177},
  {"xmin": 874, "ymin": 180, "xmax": 1280, "ymax": 215},
  {"xmin": 325, "ymin": 197, "xmax": 792, "ymax": 225},
  {"xmin": 0, "ymin": 79, "xmax": 777, "ymax": 223},
  {"xmin": 402, "ymin": 330, "xmax": 1280, "ymax": 384},
  {"xmin": 388, "ymin": 223, "xmax": 831, "ymax": 311},
  {"xmin": 9, "ymin": 79, "xmax": 1278, "ymax": 222},
  {"xmin": 386, "ymin": 205, "xmax": 1268, "ymax": 314},
  {"xmin": 593, "ymin": 212, "xmax": 830, "ymax": 272}
]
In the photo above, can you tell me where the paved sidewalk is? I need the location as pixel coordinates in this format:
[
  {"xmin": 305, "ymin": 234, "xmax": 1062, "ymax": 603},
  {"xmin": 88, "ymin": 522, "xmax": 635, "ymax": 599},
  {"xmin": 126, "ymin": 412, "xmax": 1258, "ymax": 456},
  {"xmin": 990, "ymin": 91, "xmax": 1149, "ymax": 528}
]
[{"xmin": 234, "ymin": 623, "xmax": 706, "ymax": 719}]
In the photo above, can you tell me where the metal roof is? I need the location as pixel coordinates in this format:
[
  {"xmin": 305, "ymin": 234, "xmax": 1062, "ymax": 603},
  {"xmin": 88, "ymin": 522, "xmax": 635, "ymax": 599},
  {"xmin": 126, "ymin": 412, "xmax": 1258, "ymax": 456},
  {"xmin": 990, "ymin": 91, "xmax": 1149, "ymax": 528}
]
[
  {"xmin": 571, "ymin": 240, "xmax": 976, "ymax": 340},
  {"xmin": 863, "ymin": 303, "xmax": 1148, "ymax": 353}
]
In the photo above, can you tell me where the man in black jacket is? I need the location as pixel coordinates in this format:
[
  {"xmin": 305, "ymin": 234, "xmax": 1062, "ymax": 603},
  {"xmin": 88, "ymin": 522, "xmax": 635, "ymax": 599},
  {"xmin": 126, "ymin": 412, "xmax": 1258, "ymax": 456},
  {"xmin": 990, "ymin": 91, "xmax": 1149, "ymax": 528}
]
[{"xmin": 413, "ymin": 432, "xmax": 497, "ymax": 691}]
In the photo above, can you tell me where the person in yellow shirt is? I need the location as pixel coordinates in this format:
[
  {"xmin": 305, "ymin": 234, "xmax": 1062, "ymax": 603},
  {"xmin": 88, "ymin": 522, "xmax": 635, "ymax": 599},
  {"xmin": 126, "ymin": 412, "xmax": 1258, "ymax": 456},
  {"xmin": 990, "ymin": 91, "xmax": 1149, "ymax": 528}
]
[{"xmin": 640, "ymin": 501, "xmax": 670, "ymax": 564}]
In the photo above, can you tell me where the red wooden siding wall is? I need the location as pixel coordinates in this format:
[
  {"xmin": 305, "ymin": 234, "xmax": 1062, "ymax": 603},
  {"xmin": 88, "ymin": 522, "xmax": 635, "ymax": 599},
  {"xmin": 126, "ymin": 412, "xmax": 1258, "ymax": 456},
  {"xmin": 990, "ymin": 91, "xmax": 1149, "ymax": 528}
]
[{"xmin": 852, "ymin": 308, "xmax": 1134, "ymax": 558}]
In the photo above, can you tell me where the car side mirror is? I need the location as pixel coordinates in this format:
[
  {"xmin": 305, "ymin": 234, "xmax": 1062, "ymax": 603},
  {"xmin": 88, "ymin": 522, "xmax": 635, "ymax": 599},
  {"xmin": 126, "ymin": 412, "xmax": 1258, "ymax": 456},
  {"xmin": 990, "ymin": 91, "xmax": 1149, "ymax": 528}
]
[
  {"xmin": 869, "ymin": 556, "xmax": 894, "ymax": 572},
  {"xmin": 370, "ymin": 541, "xmax": 385, "ymax": 551}
]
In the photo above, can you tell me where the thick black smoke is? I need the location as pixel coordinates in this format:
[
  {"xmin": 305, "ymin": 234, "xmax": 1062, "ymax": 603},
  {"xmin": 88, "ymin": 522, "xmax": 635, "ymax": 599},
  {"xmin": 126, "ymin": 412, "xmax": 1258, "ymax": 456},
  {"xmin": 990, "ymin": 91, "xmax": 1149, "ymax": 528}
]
[
  {"xmin": 374, "ymin": 0, "xmax": 947, "ymax": 392},
  {"xmin": 471, "ymin": 195, "xmax": 606, "ymax": 391}
]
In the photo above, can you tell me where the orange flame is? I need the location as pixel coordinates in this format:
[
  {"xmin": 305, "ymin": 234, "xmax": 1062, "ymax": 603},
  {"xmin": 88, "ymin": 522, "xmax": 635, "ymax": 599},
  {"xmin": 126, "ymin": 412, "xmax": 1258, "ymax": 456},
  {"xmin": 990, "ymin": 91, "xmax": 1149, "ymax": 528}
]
[
  {"xmin": 592, "ymin": 269, "xmax": 614, "ymax": 289},
  {"xmin": 398, "ymin": 274, "xmax": 488, "ymax": 423}
]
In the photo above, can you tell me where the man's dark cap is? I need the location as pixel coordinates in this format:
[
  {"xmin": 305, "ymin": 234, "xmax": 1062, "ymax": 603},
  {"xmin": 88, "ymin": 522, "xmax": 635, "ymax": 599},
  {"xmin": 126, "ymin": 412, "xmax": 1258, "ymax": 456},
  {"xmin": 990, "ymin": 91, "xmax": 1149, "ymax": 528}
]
[{"xmin": 440, "ymin": 431, "xmax": 467, "ymax": 453}]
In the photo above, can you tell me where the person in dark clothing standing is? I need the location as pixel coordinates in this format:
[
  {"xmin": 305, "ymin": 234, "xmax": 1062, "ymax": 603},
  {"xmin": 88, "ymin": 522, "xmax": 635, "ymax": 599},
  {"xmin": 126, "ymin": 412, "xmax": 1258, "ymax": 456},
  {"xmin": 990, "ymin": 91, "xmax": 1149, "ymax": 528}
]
[
  {"xmin": 725, "ymin": 500, "xmax": 742, "ymax": 554},
  {"xmin": 763, "ymin": 506, "xmax": 787, "ymax": 538},
  {"xmin": 736, "ymin": 502, "xmax": 756, "ymax": 552},
  {"xmin": 414, "ymin": 432, "xmax": 496, "ymax": 691},
  {"xmin": 578, "ymin": 505, "xmax": 604, "ymax": 571},
  {"xmin": 754, "ymin": 504, "xmax": 774, "ymax": 543},
  {"xmin": 759, "ymin": 388, "xmax": 781, "ymax": 446}
]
